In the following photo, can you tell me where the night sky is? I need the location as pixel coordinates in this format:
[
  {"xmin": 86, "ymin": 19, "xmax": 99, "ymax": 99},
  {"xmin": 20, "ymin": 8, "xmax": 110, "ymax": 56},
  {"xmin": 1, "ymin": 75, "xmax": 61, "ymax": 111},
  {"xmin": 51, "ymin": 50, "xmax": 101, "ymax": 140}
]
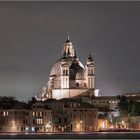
[{"xmin": 0, "ymin": 2, "xmax": 140, "ymax": 101}]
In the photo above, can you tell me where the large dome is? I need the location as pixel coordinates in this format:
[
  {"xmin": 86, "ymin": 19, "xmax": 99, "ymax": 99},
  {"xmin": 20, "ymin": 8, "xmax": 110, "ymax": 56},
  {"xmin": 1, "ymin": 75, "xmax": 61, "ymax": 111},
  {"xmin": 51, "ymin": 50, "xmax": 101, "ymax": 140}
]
[{"xmin": 50, "ymin": 56, "xmax": 85, "ymax": 80}]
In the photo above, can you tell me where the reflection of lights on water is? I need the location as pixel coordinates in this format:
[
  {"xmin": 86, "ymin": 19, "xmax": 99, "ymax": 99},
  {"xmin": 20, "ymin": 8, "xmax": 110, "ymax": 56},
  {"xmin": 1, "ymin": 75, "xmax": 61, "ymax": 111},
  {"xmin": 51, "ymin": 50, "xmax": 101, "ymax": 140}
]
[
  {"xmin": 25, "ymin": 132, "xmax": 29, "ymax": 134},
  {"xmin": 10, "ymin": 133, "xmax": 17, "ymax": 135}
]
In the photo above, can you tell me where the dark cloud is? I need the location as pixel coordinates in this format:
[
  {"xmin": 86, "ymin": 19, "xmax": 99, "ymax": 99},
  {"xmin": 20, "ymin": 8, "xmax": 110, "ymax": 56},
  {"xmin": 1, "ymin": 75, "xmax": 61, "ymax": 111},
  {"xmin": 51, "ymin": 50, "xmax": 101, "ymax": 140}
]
[{"xmin": 0, "ymin": 1, "xmax": 140, "ymax": 100}]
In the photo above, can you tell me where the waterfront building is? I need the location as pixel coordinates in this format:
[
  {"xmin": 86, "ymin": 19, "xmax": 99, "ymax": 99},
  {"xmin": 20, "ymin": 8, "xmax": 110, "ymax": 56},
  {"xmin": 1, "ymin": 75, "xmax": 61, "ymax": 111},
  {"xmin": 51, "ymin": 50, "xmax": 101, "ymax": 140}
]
[
  {"xmin": 123, "ymin": 92, "xmax": 140, "ymax": 102},
  {"xmin": 0, "ymin": 98, "xmax": 98, "ymax": 133},
  {"xmin": 44, "ymin": 98, "xmax": 98, "ymax": 132},
  {"xmin": 91, "ymin": 96, "xmax": 119, "ymax": 117},
  {"xmin": 30, "ymin": 101, "xmax": 52, "ymax": 132},
  {"xmin": 0, "ymin": 101, "xmax": 30, "ymax": 132},
  {"xmin": 129, "ymin": 116, "xmax": 140, "ymax": 130}
]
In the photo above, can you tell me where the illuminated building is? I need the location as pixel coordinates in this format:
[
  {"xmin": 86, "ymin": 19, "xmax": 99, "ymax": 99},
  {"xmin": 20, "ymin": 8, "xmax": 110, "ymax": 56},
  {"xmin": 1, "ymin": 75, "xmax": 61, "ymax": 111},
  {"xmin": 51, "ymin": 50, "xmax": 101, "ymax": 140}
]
[
  {"xmin": 0, "ymin": 101, "xmax": 30, "ymax": 132},
  {"xmin": 36, "ymin": 34, "xmax": 95, "ymax": 100},
  {"xmin": 91, "ymin": 96, "xmax": 119, "ymax": 117},
  {"xmin": 0, "ymin": 98, "xmax": 98, "ymax": 132},
  {"xmin": 44, "ymin": 98, "xmax": 98, "ymax": 132},
  {"xmin": 30, "ymin": 101, "xmax": 52, "ymax": 132}
]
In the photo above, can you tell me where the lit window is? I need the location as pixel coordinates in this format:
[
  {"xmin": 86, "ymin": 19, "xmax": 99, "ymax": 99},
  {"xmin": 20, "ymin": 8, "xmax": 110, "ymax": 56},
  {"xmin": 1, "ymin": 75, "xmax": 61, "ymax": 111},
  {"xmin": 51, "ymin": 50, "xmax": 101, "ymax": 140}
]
[
  {"xmin": 36, "ymin": 112, "xmax": 38, "ymax": 117},
  {"xmin": 25, "ymin": 127, "xmax": 28, "ymax": 131},
  {"xmin": 112, "ymin": 101, "xmax": 114, "ymax": 103},
  {"xmin": 32, "ymin": 127, "xmax": 35, "ymax": 132},
  {"xmin": 3, "ymin": 111, "xmax": 5, "ymax": 116},
  {"xmin": 33, "ymin": 112, "xmax": 35, "ymax": 116},
  {"xmin": 36, "ymin": 118, "xmax": 43, "ymax": 124}
]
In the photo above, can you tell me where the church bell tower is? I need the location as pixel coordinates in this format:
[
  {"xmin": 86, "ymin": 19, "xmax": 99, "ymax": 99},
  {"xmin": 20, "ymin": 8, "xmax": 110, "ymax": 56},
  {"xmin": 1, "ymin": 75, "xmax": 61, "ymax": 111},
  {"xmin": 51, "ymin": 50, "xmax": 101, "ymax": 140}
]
[{"xmin": 85, "ymin": 54, "xmax": 95, "ymax": 90}]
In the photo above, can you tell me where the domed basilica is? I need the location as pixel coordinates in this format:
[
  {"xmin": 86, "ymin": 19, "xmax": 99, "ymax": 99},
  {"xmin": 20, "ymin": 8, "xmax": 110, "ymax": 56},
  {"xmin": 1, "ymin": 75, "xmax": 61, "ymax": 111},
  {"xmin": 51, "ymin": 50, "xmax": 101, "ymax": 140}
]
[{"xmin": 36, "ymin": 34, "xmax": 95, "ymax": 100}]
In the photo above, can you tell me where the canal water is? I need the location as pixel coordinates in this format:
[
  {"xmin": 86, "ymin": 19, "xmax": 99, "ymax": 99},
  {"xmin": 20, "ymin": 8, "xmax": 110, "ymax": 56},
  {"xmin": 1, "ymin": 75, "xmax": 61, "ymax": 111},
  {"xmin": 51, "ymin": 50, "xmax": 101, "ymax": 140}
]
[{"xmin": 0, "ymin": 132, "xmax": 140, "ymax": 139}]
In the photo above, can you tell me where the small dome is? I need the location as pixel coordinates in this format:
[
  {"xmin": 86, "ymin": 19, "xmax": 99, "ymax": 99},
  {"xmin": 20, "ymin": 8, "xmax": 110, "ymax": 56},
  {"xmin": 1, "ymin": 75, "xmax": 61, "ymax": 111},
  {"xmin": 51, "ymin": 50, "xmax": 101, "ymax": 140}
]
[
  {"xmin": 87, "ymin": 54, "xmax": 93, "ymax": 62},
  {"xmin": 65, "ymin": 40, "xmax": 71, "ymax": 43}
]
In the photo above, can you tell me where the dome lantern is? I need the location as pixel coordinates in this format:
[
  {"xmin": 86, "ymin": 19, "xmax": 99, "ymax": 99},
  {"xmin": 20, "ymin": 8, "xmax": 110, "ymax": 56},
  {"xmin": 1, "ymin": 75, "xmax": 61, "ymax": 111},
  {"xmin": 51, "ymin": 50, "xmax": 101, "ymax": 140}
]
[{"xmin": 62, "ymin": 33, "xmax": 75, "ymax": 57}]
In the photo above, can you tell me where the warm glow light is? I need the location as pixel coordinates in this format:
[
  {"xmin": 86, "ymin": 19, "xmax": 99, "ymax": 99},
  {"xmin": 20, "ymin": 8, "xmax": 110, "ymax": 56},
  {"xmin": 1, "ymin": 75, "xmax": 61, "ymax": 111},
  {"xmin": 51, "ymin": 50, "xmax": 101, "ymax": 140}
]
[
  {"xmin": 25, "ymin": 127, "xmax": 28, "ymax": 131},
  {"xmin": 102, "ymin": 121, "xmax": 105, "ymax": 129},
  {"xmin": 12, "ymin": 120, "xmax": 15, "ymax": 125},
  {"xmin": 33, "ymin": 112, "xmax": 35, "ymax": 116},
  {"xmin": 3, "ymin": 111, "xmax": 5, "ymax": 116}
]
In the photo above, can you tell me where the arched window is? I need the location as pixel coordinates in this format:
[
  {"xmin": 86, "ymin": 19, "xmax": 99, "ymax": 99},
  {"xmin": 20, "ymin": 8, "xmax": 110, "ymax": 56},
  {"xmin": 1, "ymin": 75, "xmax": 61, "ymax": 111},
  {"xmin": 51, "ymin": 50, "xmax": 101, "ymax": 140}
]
[
  {"xmin": 91, "ymin": 69, "xmax": 93, "ymax": 75},
  {"xmin": 84, "ymin": 83, "xmax": 86, "ymax": 87},
  {"xmin": 66, "ymin": 70, "xmax": 68, "ymax": 75},
  {"xmin": 63, "ymin": 70, "xmax": 65, "ymax": 75},
  {"xmin": 76, "ymin": 83, "xmax": 79, "ymax": 87}
]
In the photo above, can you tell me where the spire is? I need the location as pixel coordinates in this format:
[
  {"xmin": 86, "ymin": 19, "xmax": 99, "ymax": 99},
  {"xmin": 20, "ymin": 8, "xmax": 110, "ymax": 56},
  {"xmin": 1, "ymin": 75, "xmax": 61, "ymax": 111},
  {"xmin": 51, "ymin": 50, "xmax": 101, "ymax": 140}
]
[{"xmin": 67, "ymin": 32, "xmax": 70, "ymax": 41}]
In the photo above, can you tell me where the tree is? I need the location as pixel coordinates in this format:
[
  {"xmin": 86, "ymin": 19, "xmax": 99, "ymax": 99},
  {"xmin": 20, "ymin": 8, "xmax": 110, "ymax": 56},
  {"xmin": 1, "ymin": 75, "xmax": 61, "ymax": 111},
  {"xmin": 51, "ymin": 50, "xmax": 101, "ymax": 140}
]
[
  {"xmin": 117, "ymin": 95, "xmax": 129, "ymax": 117},
  {"xmin": 117, "ymin": 95, "xmax": 140, "ymax": 117}
]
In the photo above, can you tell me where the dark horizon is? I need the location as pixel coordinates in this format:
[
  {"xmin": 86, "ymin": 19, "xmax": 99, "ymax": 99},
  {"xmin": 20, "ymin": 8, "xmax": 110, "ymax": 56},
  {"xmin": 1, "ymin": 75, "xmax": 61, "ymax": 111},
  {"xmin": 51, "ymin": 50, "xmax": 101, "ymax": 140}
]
[{"xmin": 0, "ymin": 1, "xmax": 140, "ymax": 101}]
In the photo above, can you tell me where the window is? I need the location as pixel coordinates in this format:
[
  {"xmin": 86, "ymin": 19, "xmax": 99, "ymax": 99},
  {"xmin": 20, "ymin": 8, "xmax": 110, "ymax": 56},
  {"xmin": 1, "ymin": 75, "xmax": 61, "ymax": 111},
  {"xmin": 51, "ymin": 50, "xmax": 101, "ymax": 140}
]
[
  {"xmin": 33, "ymin": 119, "xmax": 35, "ymax": 124},
  {"xmin": 3, "ymin": 111, "xmax": 8, "ymax": 116},
  {"xmin": 33, "ymin": 112, "xmax": 35, "ymax": 116},
  {"xmin": 84, "ymin": 83, "xmax": 86, "ymax": 87},
  {"xmin": 63, "ymin": 70, "xmax": 65, "ymax": 75},
  {"xmin": 36, "ymin": 118, "xmax": 43, "ymax": 125},
  {"xmin": 76, "ymin": 83, "xmax": 79, "ymax": 87},
  {"xmin": 59, "ymin": 118, "xmax": 61, "ymax": 123},
  {"xmin": 91, "ymin": 70, "xmax": 93, "ymax": 74},
  {"xmin": 66, "ymin": 70, "xmax": 68, "ymax": 75},
  {"xmin": 40, "ymin": 112, "xmax": 42, "ymax": 117},
  {"xmin": 3, "ymin": 111, "xmax": 5, "ymax": 116},
  {"xmin": 64, "ymin": 118, "xmax": 67, "ymax": 123}
]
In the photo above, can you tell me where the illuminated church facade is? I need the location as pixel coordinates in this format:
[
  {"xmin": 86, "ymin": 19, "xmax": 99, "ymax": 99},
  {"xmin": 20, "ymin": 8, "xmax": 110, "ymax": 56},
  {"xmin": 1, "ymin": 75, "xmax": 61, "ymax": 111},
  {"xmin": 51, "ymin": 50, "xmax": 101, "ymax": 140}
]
[{"xmin": 36, "ymin": 34, "xmax": 95, "ymax": 100}]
